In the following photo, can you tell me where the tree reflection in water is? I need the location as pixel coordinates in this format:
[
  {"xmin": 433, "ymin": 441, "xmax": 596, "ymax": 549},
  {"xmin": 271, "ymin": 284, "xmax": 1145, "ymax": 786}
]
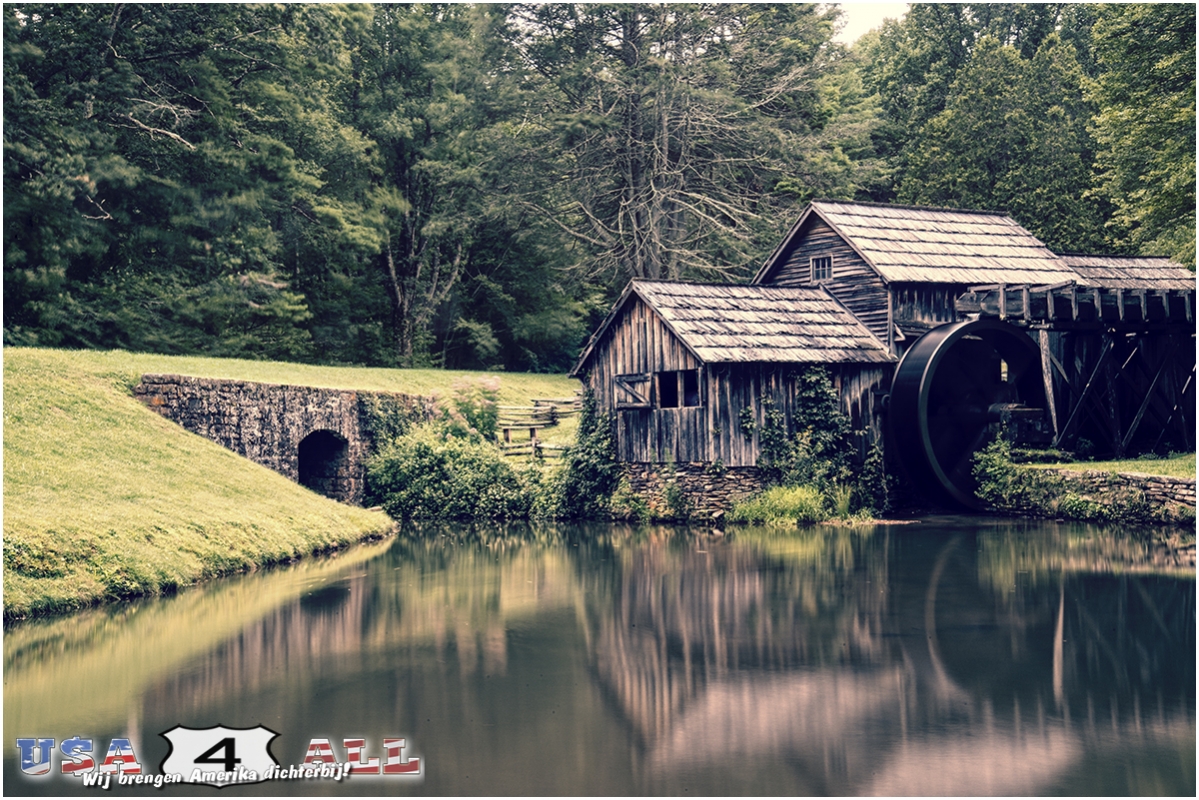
[{"xmin": 3, "ymin": 517, "xmax": 1193, "ymax": 796}]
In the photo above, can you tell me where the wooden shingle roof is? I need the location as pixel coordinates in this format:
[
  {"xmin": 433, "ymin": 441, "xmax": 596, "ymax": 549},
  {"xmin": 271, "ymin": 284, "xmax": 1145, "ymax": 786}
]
[
  {"xmin": 757, "ymin": 200, "xmax": 1080, "ymax": 286},
  {"xmin": 1059, "ymin": 254, "xmax": 1196, "ymax": 291},
  {"xmin": 571, "ymin": 281, "xmax": 894, "ymax": 376}
]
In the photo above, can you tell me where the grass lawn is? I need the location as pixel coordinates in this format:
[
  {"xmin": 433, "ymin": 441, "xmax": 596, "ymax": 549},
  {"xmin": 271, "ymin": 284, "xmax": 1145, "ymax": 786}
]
[
  {"xmin": 1032, "ymin": 452, "xmax": 1196, "ymax": 480},
  {"xmin": 2, "ymin": 347, "xmax": 580, "ymax": 620}
]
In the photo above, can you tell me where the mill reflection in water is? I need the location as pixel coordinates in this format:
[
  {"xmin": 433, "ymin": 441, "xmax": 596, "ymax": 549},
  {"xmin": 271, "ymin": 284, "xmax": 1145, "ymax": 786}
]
[{"xmin": 3, "ymin": 516, "xmax": 1194, "ymax": 796}]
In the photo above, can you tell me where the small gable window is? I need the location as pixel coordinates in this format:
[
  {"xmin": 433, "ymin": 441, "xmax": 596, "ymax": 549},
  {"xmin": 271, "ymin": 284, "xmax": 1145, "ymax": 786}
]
[{"xmin": 811, "ymin": 255, "xmax": 833, "ymax": 282}]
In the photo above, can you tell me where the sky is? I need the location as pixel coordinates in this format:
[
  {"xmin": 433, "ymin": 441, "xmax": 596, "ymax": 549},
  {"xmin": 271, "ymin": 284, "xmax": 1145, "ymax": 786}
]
[{"xmin": 833, "ymin": 2, "xmax": 910, "ymax": 44}]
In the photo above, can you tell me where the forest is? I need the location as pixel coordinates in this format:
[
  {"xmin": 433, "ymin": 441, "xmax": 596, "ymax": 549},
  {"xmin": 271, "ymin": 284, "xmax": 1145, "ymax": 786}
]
[{"xmin": 4, "ymin": 3, "xmax": 1195, "ymax": 372}]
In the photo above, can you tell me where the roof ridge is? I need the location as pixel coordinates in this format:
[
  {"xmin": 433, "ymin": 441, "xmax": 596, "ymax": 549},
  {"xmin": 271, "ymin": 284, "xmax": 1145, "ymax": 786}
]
[
  {"xmin": 1058, "ymin": 252, "xmax": 1177, "ymax": 259},
  {"xmin": 633, "ymin": 279, "xmax": 836, "ymax": 291},
  {"xmin": 811, "ymin": 198, "xmax": 1015, "ymax": 219},
  {"xmin": 631, "ymin": 278, "xmax": 747, "ymax": 288}
]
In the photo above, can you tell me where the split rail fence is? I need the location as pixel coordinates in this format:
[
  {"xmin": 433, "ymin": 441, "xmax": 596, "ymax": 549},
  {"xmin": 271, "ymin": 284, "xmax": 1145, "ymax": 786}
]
[{"xmin": 497, "ymin": 395, "xmax": 583, "ymax": 458}]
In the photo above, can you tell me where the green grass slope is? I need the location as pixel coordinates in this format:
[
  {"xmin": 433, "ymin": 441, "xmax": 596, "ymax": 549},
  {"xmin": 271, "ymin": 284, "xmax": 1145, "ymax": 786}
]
[
  {"xmin": 2, "ymin": 348, "xmax": 580, "ymax": 619},
  {"xmin": 1033, "ymin": 453, "xmax": 1196, "ymax": 479}
]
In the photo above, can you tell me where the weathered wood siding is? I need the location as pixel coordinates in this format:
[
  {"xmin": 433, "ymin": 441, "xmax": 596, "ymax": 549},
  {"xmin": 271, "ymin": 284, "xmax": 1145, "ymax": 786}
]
[
  {"xmin": 760, "ymin": 218, "xmax": 892, "ymax": 349},
  {"xmin": 833, "ymin": 365, "xmax": 891, "ymax": 455},
  {"xmin": 609, "ymin": 363, "xmax": 888, "ymax": 468},
  {"xmin": 584, "ymin": 295, "xmax": 700, "ymax": 409},
  {"xmin": 703, "ymin": 364, "xmax": 889, "ymax": 467},
  {"xmin": 580, "ymin": 294, "xmax": 891, "ymax": 466},
  {"xmin": 891, "ymin": 283, "xmax": 966, "ymax": 355},
  {"xmin": 891, "ymin": 284, "xmax": 963, "ymax": 326},
  {"xmin": 580, "ymin": 295, "xmax": 707, "ymax": 464}
]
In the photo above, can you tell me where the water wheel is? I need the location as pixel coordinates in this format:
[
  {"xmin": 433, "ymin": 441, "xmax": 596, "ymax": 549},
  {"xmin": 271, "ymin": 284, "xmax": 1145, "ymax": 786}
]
[{"xmin": 888, "ymin": 319, "xmax": 1047, "ymax": 509}]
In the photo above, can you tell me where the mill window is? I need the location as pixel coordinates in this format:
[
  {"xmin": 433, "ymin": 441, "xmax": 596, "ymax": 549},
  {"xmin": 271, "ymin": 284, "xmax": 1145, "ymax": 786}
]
[
  {"xmin": 657, "ymin": 370, "xmax": 702, "ymax": 408},
  {"xmin": 811, "ymin": 255, "xmax": 833, "ymax": 282}
]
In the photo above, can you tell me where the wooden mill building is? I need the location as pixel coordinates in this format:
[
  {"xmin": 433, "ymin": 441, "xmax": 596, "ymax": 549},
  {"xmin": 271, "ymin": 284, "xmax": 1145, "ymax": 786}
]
[
  {"xmin": 753, "ymin": 200, "xmax": 1082, "ymax": 354},
  {"xmin": 572, "ymin": 200, "xmax": 1196, "ymax": 510},
  {"xmin": 569, "ymin": 281, "xmax": 894, "ymax": 467}
]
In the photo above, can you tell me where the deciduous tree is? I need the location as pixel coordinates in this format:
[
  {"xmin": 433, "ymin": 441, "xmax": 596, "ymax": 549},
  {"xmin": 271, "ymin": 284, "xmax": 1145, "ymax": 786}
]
[{"xmin": 1088, "ymin": 3, "xmax": 1196, "ymax": 265}]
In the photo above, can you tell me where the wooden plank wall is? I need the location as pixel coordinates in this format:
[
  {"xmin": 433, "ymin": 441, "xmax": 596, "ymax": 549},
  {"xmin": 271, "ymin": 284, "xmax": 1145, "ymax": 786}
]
[
  {"xmin": 761, "ymin": 218, "xmax": 892, "ymax": 348},
  {"xmin": 702, "ymin": 363, "xmax": 889, "ymax": 468},
  {"xmin": 891, "ymin": 283, "xmax": 964, "ymax": 330},
  {"xmin": 582, "ymin": 295, "xmax": 892, "ymax": 466},
  {"xmin": 581, "ymin": 295, "xmax": 706, "ymax": 464},
  {"xmin": 835, "ymin": 365, "xmax": 891, "ymax": 453},
  {"xmin": 584, "ymin": 296, "xmax": 700, "ymax": 411}
]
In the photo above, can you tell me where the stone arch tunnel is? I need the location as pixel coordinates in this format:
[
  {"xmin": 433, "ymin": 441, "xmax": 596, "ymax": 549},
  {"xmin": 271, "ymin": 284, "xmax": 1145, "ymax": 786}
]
[{"xmin": 135, "ymin": 374, "xmax": 436, "ymax": 505}]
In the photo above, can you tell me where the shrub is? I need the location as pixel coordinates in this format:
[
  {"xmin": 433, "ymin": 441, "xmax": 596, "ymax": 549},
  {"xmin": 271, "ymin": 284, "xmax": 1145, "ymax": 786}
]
[
  {"xmin": 358, "ymin": 393, "xmax": 427, "ymax": 454},
  {"xmin": 728, "ymin": 485, "xmax": 827, "ymax": 525},
  {"xmin": 744, "ymin": 367, "xmax": 853, "ymax": 490},
  {"xmin": 855, "ymin": 442, "xmax": 894, "ymax": 515},
  {"xmin": 829, "ymin": 483, "xmax": 855, "ymax": 518},
  {"xmin": 973, "ymin": 436, "xmax": 1183, "ymax": 525},
  {"xmin": 661, "ymin": 473, "xmax": 693, "ymax": 521},
  {"xmin": 609, "ymin": 476, "xmax": 650, "ymax": 522},
  {"xmin": 442, "ymin": 377, "xmax": 501, "ymax": 440},
  {"xmin": 367, "ymin": 424, "xmax": 533, "ymax": 520},
  {"xmin": 555, "ymin": 390, "xmax": 620, "ymax": 518}
]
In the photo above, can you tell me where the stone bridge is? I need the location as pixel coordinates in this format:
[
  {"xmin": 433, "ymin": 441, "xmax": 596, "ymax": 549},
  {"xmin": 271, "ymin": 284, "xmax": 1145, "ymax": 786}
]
[{"xmin": 134, "ymin": 374, "xmax": 437, "ymax": 505}]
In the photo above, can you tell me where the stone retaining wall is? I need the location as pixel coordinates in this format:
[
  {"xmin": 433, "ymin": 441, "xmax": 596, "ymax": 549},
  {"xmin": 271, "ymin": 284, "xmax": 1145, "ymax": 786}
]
[
  {"xmin": 621, "ymin": 463, "xmax": 765, "ymax": 519},
  {"xmin": 135, "ymin": 374, "xmax": 436, "ymax": 505},
  {"xmin": 988, "ymin": 465, "xmax": 1196, "ymax": 526},
  {"xmin": 1043, "ymin": 468, "xmax": 1196, "ymax": 507}
]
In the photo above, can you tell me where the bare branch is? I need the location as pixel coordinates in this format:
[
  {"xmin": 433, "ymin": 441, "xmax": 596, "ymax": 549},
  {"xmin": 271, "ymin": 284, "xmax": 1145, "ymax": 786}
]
[{"xmin": 113, "ymin": 113, "xmax": 196, "ymax": 149}]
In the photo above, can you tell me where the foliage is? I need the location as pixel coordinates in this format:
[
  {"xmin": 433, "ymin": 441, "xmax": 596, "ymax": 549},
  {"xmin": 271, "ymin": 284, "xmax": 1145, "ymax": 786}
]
[
  {"xmin": 1088, "ymin": 4, "xmax": 1196, "ymax": 266},
  {"xmin": 1, "ymin": 4, "xmax": 593, "ymax": 370},
  {"xmin": 366, "ymin": 424, "xmax": 536, "ymax": 520},
  {"xmin": 730, "ymin": 366, "xmax": 886, "ymax": 525},
  {"xmin": 503, "ymin": 3, "xmax": 870, "ymax": 285},
  {"xmin": 893, "ymin": 34, "xmax": 1104, "ymax": 253},
  {"xmin": 855, "ymin": 442, "xmax": 895, "ymax": 515},
  {"xmin": 3, "ymin": 4, "xmax": 373, "ymax": 359},
  {"xmin": 609, "ymin": 476, "xmax": 650, "ymax": 523},
  {"xmin": 4, "ymin": 3, "xmax": 1193, "ymax": 367},
  {"xmin": 828, "ymin": 483, "xmax": 855, "ymax": 519},
  {"xmin": 854, "ymin": 2, "xmax": 1183, "ymax": 257},
  {"xmin": 357, "ymin": 393, "xmax": 427, "ymax": 457},
  {"xmin": 749, "ymin": 367, "xmax": 853, "ymax": 490},
  {"xmin": 659, "ymin": 466, "xmax": 694, "ymax": 522},
  {"xmin": 853, "ymin": 3, "xmax": 1112, "ymax": 253},
  {"xmin": 1009, "ymin": 447, "xmax": 1076, "ymax": 464},
  {"xmin": 727, "ymin": 485, "xmax": 827, "ymax": 526},
  {"xmin": 972, "ymin": 436, "xmax": 1192, "ymax": 525},
  {"xmin": 555, "ymin": 390, "xmax": 620, "ymax": 519},
  {"xmin": 443, "ymin": 377, "xmax": 501, "ymax": 440}
]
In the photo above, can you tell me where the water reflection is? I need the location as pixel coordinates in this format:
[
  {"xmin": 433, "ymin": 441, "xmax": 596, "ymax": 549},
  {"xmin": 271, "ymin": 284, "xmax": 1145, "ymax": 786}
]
[{"xmin": 4, "ymin": 517, "xmax": 1193, "ymax": 796}]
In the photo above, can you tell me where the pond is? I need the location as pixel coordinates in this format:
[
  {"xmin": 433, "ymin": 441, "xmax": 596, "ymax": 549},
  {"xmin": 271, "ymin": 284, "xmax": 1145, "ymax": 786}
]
[{"xmin": 4, "ymin": 516, "xmax": 1194, "ymax": 796}]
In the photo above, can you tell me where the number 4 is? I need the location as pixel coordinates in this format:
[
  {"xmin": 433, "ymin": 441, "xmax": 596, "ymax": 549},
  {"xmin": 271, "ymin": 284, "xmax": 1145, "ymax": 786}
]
[{"xmin": 195, "ymin": 738, "xmax": 241, "ymax": 773}]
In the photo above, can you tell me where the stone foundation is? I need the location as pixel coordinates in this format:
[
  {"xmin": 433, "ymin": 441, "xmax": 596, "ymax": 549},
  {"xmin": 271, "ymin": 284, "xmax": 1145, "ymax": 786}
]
[{"xmin": 620, "ymin": 462, "xmax": 765, "ymax": 520}]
